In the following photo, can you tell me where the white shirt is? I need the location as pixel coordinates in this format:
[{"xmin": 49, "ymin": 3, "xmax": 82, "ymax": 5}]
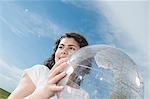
[{"xmin": 24, "ymin": 64, "xmax": 89, "ymax": 99}]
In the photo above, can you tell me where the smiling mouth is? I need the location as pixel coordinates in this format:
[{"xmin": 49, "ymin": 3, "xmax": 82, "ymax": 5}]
[{"xmin": 59, "ymin": 57, "xmax": 66, "ymax": 60}]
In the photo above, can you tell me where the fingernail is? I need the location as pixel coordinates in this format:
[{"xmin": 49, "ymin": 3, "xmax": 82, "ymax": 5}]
[{"xmin": 62, "ymin": 71, "xmax": 66, "ymax": 75}]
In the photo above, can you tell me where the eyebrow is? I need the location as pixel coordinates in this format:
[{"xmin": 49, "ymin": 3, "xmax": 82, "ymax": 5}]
[{"xmin": 59, "ymin": 44, "xmax": 78, "ymax": 47}]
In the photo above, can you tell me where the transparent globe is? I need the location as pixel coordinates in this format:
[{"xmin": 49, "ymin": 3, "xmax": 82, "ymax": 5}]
[{"xmin": 58, "ymin": 45, "xmax": 144, "ymax": 99}]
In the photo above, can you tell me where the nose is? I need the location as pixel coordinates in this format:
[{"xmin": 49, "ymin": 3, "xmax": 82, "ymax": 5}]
[{"xmin": 61, "ymin": 47, "xmax": 68, "ymax": 55}]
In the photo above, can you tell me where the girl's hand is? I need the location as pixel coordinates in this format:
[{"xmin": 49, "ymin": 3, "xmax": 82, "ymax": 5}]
[{"xmin": 41, "ymin": 58, "xmax": 68, "ymax": 98}]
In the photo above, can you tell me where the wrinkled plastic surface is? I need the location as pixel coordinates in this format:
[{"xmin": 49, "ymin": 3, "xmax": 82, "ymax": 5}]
[{"xmin": 61, "ymin": 45, "xmax": 144, "ymax": 99}]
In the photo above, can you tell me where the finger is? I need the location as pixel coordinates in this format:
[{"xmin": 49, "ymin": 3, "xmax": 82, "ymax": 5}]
[
  {"xmin": 49, "ymin": 62, "xmax": 68, "ymax": 78},
  {"xmin": 50, "ymin": 71, "xmax": 67, "ymax": 84},
  {"xmin": 50, "ymin": 58, "xmax": 68, "ymax": 72},
  {"xmin": 50, "ymin": 85, "xmax": 64, "ymax": 92}
]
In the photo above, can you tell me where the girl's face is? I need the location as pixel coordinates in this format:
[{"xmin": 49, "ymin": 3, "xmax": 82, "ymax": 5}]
[{"xmin": 55, "ymin": 37, "xmax": 80, "ymax": 63}]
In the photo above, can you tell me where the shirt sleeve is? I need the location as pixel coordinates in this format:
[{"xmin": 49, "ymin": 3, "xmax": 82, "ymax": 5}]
[{"xmin": 22, "ymin": 64, "xmax": 48, "ymax": 86}]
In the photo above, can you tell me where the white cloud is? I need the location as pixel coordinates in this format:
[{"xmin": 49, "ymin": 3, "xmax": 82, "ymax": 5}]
[
  {"xmin": 0, "ymin": 3, "xmax": 67, "ymax": 39},
  {"xmin": 0, "ymin": 58, "xmax": 23, "ymax": 92},
  {"xmin": 96, "ymin": 1, "xmax": 149, "ymax": 99},
  {"xmin": 61, "ymin": 0, "xmax": 99, "ymax": 14},
  {"xmin": 0, "ymin": 73, "xmax": 18, "ymax": 92}
]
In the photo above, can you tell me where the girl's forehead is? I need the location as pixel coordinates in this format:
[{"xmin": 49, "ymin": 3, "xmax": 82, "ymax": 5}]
[{"xmin": 59, "ymin": 37, "xmax": 79, "ymax": 46}]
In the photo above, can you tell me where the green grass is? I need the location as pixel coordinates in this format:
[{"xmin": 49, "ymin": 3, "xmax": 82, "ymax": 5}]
[{"xmin": 0, "ymin": 88, "xmax": 10, "ymax": 99}]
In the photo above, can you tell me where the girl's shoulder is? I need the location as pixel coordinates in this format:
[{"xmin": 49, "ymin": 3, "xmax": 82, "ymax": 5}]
[
  {"xmin": 26, "ymin": 64, "xmax": 49, "ymax": 72},
  {"xmin": 23, "ymin": 64, "xmax": 49, "ymax": 86}
]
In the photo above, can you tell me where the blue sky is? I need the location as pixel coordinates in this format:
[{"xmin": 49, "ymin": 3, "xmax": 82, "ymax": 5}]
[{"xmin": 0, "ymin": 0, "xmax": 149, "ymax": 99}]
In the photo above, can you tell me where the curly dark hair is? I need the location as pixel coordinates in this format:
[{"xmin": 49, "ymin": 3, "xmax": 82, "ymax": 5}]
[{"xmin": 44, "ymin": 32, "xmax": 89, "ymax": 70}]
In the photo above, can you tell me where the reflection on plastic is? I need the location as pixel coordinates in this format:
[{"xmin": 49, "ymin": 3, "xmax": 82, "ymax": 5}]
[{"xmin": 58, "ymin": 44, "xmax": 144, "ymax": 99}]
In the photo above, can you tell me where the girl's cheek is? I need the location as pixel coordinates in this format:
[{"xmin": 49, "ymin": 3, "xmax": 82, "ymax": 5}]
[{"xmin": 55, "ymin": 53, "xmax": 59, "ymax": 62}]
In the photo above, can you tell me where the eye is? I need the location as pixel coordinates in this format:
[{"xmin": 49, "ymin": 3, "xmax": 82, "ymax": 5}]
[
  {"xmin": 58, "ymin": 46, "xmax": 63, "ymax": 49},
  {"xmin": 69, "ymin": 47, "xmax": 76, "ymax": 51}
]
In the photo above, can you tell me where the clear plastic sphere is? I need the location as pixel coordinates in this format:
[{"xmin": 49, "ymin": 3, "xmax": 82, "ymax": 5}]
[{"xmin": 60, "ymin": 45, "xmax": 144, "ymax": 99}]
